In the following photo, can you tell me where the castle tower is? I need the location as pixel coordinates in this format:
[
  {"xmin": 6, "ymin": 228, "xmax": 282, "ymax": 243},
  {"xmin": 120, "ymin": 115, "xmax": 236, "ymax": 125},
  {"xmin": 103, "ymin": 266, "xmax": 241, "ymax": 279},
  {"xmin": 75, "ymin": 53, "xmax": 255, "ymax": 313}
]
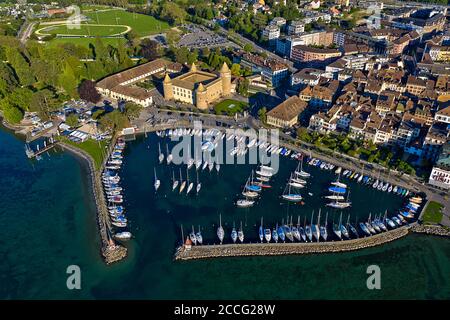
[
  {"xmin": 190, "ymin": 62, "xmax": 197, "ymax": 72},
  {"xmin": 196, "ymin": 83, "xmax": 208, "ymax": 110},
  {"xmin": 163, "ymin": 73, "xmax": 173, "ymax": 100},
  {"xmin": 220, "ymin": 62, "xmax": 231, "ymax": 96}
]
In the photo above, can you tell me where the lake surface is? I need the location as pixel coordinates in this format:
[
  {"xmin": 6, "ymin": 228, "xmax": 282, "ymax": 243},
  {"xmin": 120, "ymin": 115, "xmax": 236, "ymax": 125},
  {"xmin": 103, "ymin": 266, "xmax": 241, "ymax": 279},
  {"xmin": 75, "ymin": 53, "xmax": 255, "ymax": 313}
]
[{"xmin": 0, "ymin": 128, "xmax": 449, "ymax": 299}]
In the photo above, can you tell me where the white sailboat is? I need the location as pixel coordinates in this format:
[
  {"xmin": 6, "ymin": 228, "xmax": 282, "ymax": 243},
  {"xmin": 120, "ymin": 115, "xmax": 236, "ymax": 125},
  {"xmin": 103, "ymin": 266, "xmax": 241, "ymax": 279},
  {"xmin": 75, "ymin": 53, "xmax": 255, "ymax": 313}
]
[
  {"xmin": 295, "ymin": 159, "xmax": 310, "ymax": 178},
  {"xmin": 172, "ymin": 170, "xmax": 179, "ymax": 191},
  {"xmin": 186, "ymin": 168, "xmax": 194, "ymax": 195},
  {"xmin": 179, "ymin": 168, "xmax": 186, "ymax": 193},
  {"xmin": 238, "ymin": 221, "xmax": 244, "ymax": 243},
  {"xmin": 196, "ymin": 171, "xmax": 201, "ymax": 194},
  {"xmin": 154, "ymin": 167, "xmax": 160, "ymax": 191},
  {"xmin": 166, "ymin": 144, "xmax": 173, "ymax": 165},
  {"xmin": 281, "ymin": 183, "xmax": 302, "ymax": 202},
  {"xmin": 217, "ymin": 214, "xmax": 224, "ymax": 244},
  {"xmin": 158, "ymin": 143, "xmax": 164, "ymax": 164}
]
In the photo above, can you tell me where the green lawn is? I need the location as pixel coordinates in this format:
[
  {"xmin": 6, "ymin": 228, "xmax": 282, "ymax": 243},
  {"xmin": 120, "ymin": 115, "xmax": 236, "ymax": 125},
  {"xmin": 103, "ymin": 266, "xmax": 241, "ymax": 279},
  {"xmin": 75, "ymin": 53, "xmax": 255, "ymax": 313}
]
[
  {"xmin": 39, "ymin": 24, "xmax": 128, "ymax": 36},
  {"xmin": 214, "ymin": 99, "xmax": 248, "ymax": 116},
  {"xmin": 60, "ymin": 137, "xmax": 109, "ymax": 170},
  {"xmin": 46, "ymin": 37, "xmax": 126, "ymax": 48},
  {"xmin": 84, "ymin": 9, "xmax": 169, "ymax": 36},
  {"xmin": 421, "ymin": 201, "xmax": 444, "ymax": 224}
]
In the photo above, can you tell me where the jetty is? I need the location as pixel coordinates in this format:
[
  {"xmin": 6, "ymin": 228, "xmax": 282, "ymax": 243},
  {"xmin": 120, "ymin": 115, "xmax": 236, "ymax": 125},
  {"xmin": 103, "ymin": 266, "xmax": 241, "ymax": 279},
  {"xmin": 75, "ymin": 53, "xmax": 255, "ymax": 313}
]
[
  {"xmin": 59, "ymin": 141, "xmax": 127, "ymax": 264},
  {"xmin": 175, "ymin": 226, "xmax": 411, "ymax": 261},
  {"xmin": 25, "ymin": 141, "xmax": 59, "ymax": 159}
]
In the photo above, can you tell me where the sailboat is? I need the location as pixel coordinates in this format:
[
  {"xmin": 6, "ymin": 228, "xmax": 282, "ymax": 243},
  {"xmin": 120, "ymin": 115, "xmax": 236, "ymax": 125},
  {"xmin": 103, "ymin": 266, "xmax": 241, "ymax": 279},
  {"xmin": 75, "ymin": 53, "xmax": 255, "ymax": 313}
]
[
  {"xmin": 272, "ymin": 223, "xmax": 279, "ymax": 243},
  {"xmin": 359, "ymin": 220, "xmax": 371, "ymax": 236},
  {"xmin": 196, "ymin": 226, "xmax": 203, "ymax": 245},
  {"xmin": 295, "ymin": 158, "xmax": 310, "ymax": 178},
  {"xmin": 264, "ymin": 226, "xmax": 272, "ymax": 243},
  {"xmin": 327, "ymin": 189, "xmax": 352, "ymax": 209},
  {"xmin": 305, "ymin": 214, "xmax": 313, "ymax": 242},
  {"xmin": 292, "ymin": 216, "xmax": 301, "ymax": 241},
  {"xmin": 348, "ymin": 217, "xmax": 359, "ymax": 238},
  {"xmin": 333, "ymin": 213, "xmax": 342, "ymax": 240},
  {"xmin": 158, "ymin": 143, "xmax": 164, "ymax": 164},
  {"xmin": 312, "ymin": 210, "xmax": 320, "ymax": 242},
  {"xmin": 242, "ymin": 177, "xmax": 259, "ymax": 198},
  {"xmin": 172, "ymin": 170, "xmax": 179, "ymax": 191},
  {"xmin": 217, "ymin": 214, "xmax": 224, "ymax": 244},
  {"xmin": 186, "ymin": 168, "xmax": 194, "ymax": 195},
  {"xmin": 277, "ymin": 222, "xmax": 286, "ymax": 242},
  {"xmin": 289, "ymin": 173, "xmax": 305, "ymax": 189},
  {"xmin": 238, "ymin": 221, "xmax": 244, "ymax": 243},
  {"xmin": 231, "ymin": 222, "xmax": 238, "ymax": 243},
  {"xmin": 189, "ymin": 225, "xmax": 197, "ymax": 245},
  {"xmin": 179, "ymin": 168, "xmax": 186, "ymax": 193},
  {"xmin": 283, "ymin": 218, "xmax": 294, "ymax": 242},
  {"xmin": 281, "ymin": 183, "xmax": 302, "ymax": 202},
  {"xmin": 299, "ymin": 217, "xmax": 306, "ymax": 242},
  {"xmin": 154, "ymin": 168, "xmax": 160, "ymax": 191},
  {"xmin": 320, "ymin": 212, "xmax": 328, "ymax": 241},
  {"xmin": 259, "ymin": 217, "xmax": 264, "ymax": 243},
  {"xmin": 166, "ymin": 144, "xmax": 173, "ymax": 165},
  {"xmin": 341, "ymin": 214, "xmax": 350, "ymax": 239},
  {"xmin": 246, "ymin": 171, "xmax": 262, "ymax": 193},
  {"xmin": 365, "ymin": 214, "xmax": 377, "ymax": 234},
  {"xmin": 196, "ymin": 171, "xmax": 201, "ymax": 194}
]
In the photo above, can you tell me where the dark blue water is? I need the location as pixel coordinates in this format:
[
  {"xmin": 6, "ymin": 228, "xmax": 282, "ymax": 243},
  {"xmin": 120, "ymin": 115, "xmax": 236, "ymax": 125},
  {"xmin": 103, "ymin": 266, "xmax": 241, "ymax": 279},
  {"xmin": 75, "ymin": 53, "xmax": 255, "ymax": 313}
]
[{"xmin": 0, "ymin": 128, "xmax": 449, "ymax": 299}]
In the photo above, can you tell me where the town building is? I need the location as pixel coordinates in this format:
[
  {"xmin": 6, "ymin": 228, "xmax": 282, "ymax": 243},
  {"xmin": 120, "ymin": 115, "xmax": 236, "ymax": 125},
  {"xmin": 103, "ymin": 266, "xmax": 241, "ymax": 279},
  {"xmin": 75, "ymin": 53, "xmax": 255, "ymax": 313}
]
[
  {"xmin": 287, "ymin": 20, "xmax": 305, "ymax": 36},
  {"xmin": 163, "ymin": 62, "xmax": 232, "ymax": 110},
  {"xmin": 238, "ymin": 52, "xmax": 289, "ymax": 87},
  {"xmin": 429, "ymin": 142, "xmax": 450, "ymax": 190},
  {"xmin": 97, "ymin": 58, "xmax": 181, "ymax": 107},
  {"xmin": 263, "ymin": 25, "xmax": 281, "ymax": 43},
  {"xmin": 266, "ymin": 96, "xmax": 307, "ymax": 128},
  {"xmin": 291, "ymin": 45, "xmax": 341, "ymax": 64}
]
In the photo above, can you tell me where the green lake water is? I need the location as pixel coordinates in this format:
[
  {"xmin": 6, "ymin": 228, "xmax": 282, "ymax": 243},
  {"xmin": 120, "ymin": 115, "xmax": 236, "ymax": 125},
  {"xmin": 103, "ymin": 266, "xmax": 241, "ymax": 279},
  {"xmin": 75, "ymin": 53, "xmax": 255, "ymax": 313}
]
[{"xmin": 0, "ymin": 128, "xmax": 449, "ymax": 299}]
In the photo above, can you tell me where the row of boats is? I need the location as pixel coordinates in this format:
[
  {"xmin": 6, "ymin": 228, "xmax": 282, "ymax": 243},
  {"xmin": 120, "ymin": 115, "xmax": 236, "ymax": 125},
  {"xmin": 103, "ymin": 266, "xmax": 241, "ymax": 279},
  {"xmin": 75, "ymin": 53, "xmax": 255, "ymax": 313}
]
[
  {"xmin": 307, "ymin": 157, "xmax": 412, "ymax": 197},
  {"xmin": 187, "ymin": 198, "xmax": 422, "ymax": 246},
  {"xmin": 102, "ymin": 139, "xmax": 132, "ymax": 241}
]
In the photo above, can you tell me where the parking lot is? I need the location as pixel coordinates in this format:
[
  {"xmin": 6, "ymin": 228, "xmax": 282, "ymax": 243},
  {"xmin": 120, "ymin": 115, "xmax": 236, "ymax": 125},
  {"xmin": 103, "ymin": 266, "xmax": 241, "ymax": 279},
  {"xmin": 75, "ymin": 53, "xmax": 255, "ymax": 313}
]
[{"xmin": 178, "ymin": 24, "xmax": 236, "ymax": 49}]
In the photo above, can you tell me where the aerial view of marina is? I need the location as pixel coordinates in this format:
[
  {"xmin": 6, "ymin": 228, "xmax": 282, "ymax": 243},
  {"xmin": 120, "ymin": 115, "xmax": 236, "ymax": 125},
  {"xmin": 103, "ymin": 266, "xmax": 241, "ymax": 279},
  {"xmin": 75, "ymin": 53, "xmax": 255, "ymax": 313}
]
[{"xmin": 1, "ymin": 0, "xmax": 450, "ymax": 304}]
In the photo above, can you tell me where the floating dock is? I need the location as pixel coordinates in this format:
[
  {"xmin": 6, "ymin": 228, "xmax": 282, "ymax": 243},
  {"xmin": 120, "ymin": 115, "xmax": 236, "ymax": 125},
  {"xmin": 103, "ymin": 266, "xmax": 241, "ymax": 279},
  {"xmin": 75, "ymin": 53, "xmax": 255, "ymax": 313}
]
[{"xmin": 175, "ymin": 226, "xmax": 411, "ymax": 261}]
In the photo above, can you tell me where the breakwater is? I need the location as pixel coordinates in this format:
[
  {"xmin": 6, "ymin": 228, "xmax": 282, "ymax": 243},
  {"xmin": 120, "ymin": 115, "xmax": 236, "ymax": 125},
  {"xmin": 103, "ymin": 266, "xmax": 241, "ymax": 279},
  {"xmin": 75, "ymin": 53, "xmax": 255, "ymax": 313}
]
[
  {"xmin": 411, "ymin": 224, "xmax": 450, "ymax": 237},
  {"xmin": 175, "ymin": 226, "xmax": 411, "ymax": 261},
  {"xmin": 59, "ymin": 142, "xmax": 127, "ymax": 264}
]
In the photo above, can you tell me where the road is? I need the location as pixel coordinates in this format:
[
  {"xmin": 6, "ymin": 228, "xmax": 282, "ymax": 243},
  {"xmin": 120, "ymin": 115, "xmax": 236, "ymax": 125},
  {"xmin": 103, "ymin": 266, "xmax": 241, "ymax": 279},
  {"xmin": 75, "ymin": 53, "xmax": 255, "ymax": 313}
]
[{"xmin": 18, "ymin": 21, "xmax": 36, "ymax": 44}]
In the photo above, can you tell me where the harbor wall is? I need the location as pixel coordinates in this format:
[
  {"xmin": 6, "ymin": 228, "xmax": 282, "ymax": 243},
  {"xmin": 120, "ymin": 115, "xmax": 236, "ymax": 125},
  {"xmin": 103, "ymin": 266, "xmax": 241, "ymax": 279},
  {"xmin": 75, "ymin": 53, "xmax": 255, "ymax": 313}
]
[
  {"xmin": 175, "ymin": 226, "xmax": 411, "ymax": 261},
  {"xmin": 59, "ymin": 142, "xmax": 127, "ymax": 264},
  {"xmin": 410, "ymin": 224, "xmax": 450, "ymax": 237}
]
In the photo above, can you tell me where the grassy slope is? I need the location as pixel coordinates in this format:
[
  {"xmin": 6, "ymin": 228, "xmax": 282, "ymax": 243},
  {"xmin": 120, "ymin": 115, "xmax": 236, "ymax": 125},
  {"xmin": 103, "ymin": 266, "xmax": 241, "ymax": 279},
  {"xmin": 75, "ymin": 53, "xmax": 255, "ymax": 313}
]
[
  {"xmin": 59, "ymin": 137, "xmax": 108, "ymax": 170},
  {"xmin": 422, "ymin": 201, "xmax": 444, "ymax": 224}
]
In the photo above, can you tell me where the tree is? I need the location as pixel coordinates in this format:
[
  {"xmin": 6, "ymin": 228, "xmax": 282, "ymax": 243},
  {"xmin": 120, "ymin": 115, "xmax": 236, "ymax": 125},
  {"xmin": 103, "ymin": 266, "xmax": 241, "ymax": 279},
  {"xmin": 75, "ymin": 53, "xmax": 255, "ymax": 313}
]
[
  {"xmin": 65, "ymin": 114, "xmax": 79, "ymax": 128},
  {"xmin": 160, "ymin": 2, "xmax": 187, "ymax": 25},
  {"xmin": 1, "ymin": 100, "xmax": 23, "ymax": 124},
  {"xmin": 0, "ymin": 63, "xmax": 18, "ymax": 98},
  {"xmin": 237, "ymin": 78, "xmax": 249, "ymax": 97},
  {"xmin": 258, "ymin": 107, "xmax": 267, "ymax": 123},
  {"xmin": 174, "ymin": 46, "xmax": 190, "ymax": 64},
  {"xmin": 243, "ymin": 43, "xmax": 253, "ymax": 53},
  {"xmin": 78, "ymin": 80, "xmax": 101, "ymax": 104},
  {"xmin": 5, "ymin": 47, "xmax": 34, "ymax": 86},
  {"xmin": 230, "ymin": 63, "xmax": 241, "ymax": 76},
  {"xmin": 165, "ymin": 29, "xmax": 180, "ymax": 46},
  {"xmin": 140, "ymin": 39, "xmax": 160, "ymax": 60},
  {"xmin": 124, "ymin": 102, "xmax": 142, "ymax": 120},
  {"xmin": 58, "ymin": 63, "xmax": 78, "ymax": 98}
]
